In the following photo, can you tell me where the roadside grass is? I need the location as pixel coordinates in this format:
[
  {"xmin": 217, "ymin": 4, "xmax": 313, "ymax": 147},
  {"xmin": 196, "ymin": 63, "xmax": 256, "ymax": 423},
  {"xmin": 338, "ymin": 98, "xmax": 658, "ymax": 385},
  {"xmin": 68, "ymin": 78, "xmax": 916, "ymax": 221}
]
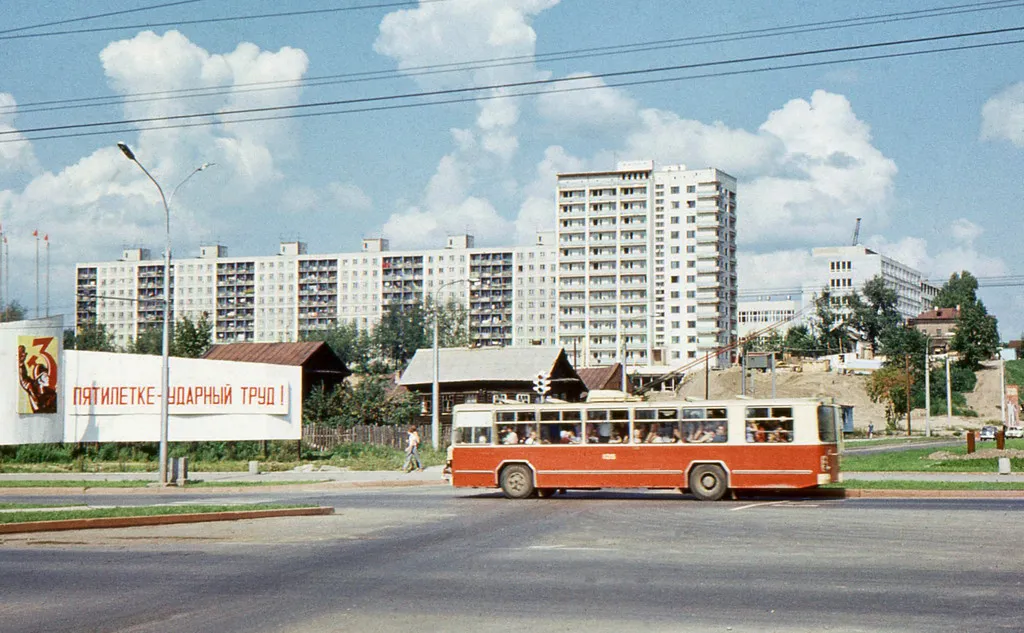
[
  {"xmin": 829, "ymin": 480, "xmax": 1024, "ymax": 491},
  {"xmin": 0, "ymin": 503, "xmax": 308, "ymax": 525},
  {"xmin": 843, "ymin": 438, "xmax": 1024, "ymax": 472},
  {"xmin": 0, "ymin": 480, "xmax": 152, "ymax": 488},
  {"xmin": 0, "ymin": 502, "xmax": 79, "ymax": 509},
  {"xmin": 844, "ymin": 437, "xmax": 953, "ymax": 448},
  {"xmin": 0, "ymin": 444, "xmax": 447, "ymax": 474}
]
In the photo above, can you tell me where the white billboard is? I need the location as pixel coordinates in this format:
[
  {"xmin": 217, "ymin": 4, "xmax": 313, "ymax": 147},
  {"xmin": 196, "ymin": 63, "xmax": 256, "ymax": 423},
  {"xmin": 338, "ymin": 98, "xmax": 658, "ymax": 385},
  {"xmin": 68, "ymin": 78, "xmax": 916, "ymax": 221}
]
[
  {"xmin": 0, "ymin": 317, "xmax": 65, "ymax": 445},
  {"xmin": 63, "ymin": 351, "xmax": 303, "ymax": 443}
]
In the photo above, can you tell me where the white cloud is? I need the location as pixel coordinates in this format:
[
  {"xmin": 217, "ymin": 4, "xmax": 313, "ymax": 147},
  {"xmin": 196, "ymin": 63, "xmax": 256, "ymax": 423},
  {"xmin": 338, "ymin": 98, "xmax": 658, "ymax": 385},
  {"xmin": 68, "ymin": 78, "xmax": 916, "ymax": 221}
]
[
  {"xmin": 620, "ymin": 90, "xmax": 897, "ymax": 249},
  {"xmin": 0, "ymin": 32, "xmax": 310, "ymax": 312},
  {"xmin": 536, "ymin": 73, "xmax": 638, "ymax": 129},
  {"xmin": 514, "ymin": 145, "xmax": 586, "ymax": 242},
  {"xmin": 867, "ymin": 222, "xmax": 1008, "ymax": 280},
  {"xmin": 0, "ymin": 94, "xmax": 40, "ymax": 177},
  {"xmin": 282, "ymin": 182, "xmax": 372, "ymax": 214},
  {"xmin": 981, "ymin": 82, "xmax": 1024, "ymax": 147},
  {"xmin": 375, "ymin": 0, "xmax": 558, "ymax": 161},
  {"xmin": 737, "ymin": 249, "xmax": 814, "ymax": 294}
]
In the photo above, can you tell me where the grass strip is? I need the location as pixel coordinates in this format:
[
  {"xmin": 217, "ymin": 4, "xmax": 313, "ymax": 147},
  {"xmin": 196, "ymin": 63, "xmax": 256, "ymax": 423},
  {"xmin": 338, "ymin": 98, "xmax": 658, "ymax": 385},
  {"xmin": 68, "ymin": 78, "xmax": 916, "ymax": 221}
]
[
  {"xmin": 828, "ymin": 480, "xmax": 1024, "ymax": 491},
  {"xmin": 0, "ymin": 503, "xmax": 306, "ymax": 525},
  {"xmin": 0, "ymin": 480, "xmax": 152, "ymax": 488}
]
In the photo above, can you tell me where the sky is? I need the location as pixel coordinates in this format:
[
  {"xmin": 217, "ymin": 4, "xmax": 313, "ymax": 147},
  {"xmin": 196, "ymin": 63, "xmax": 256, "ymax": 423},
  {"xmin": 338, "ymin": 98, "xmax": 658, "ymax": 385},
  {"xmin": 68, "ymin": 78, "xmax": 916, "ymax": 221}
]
[{"xmin": 1, "ymin": 0, "xmax": 1022, "ymax": 338}]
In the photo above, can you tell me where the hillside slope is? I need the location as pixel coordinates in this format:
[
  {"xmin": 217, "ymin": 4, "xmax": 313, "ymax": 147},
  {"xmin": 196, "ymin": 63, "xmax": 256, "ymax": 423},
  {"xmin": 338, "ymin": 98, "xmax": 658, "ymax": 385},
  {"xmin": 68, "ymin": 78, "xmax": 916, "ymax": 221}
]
[{"xmin": 667, "ymin": 361, "xmax": 998, "ymax": 432}]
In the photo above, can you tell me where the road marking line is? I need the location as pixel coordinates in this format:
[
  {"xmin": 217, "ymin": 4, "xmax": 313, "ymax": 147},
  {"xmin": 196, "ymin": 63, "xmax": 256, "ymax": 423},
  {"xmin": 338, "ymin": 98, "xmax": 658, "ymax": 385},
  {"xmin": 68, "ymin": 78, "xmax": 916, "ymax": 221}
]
[{"xmin": 731, "ymin": 501, "xmax": 790, "ymax": 511}]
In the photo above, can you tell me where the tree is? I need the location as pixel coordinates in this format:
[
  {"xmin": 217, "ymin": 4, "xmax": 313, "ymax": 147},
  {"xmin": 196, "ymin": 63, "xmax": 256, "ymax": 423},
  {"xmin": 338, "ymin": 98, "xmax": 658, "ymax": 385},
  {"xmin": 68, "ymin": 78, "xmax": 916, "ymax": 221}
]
[
  {"xmin": 745, "ymin": 330, "xmax": 784, "ymax": 354},
  {"xmin": 783, "ymin": 325, "xmax": 816, "ymax": 355},
  {"xmin": 812, "ymin": 288, "xmax": 853, "ymax": 355},
  {"xmin": 373, "ymin": 305, "xmax": 429, "ymax": 370},
  {"xmin": 849, "ymin": 276, "xmax": 902, "ymax": 350},
  {"xmin": 951, "ymin": 301, "xmax": 999, "ymax": 369},
  {"xmin": 932, "ymin": 271, "xmax": 979, "ymax": 309},
  {"xmin": 171, "ymin": 313, "xmax": 213, "ymax": 358},
  {"xmin": 339, "ymin": 375, "xmax": 419, "ymax": 427},
  {"xmin": 866, "ymin": 365, "xmax": 910, "ymax": 430},
  {"xmin": 0, "ymin": 300, "xmax": 27, "ymax": 322},
  {"xmin": 66, "ymin": 324, "xmax": 117, "ymax": 352},
  {"xmin": 126, "ymin": 327, "xmax": 163, "ymax": 355},
  {"xmin": 302, "ymin": 384, "xmax": 346, "ymax": 427},
  {"xmin": 431, "ymin": 298, "xmax": 471, "ymax": 348},
  {"xmin": 302, "ymin": 321, "xmax": 372, "ymax": 372}
]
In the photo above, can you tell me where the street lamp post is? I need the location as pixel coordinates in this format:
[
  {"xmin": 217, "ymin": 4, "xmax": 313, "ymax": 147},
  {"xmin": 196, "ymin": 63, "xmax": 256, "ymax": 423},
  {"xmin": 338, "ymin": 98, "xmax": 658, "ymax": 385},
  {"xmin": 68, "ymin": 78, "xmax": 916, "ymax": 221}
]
[
  {"xmin": 431, "ymin": 277, "xmax": 477, "ymax": 450},
  {"xmin": 117, "ymin": 142, "xmax": 212, "ymax": 485}
]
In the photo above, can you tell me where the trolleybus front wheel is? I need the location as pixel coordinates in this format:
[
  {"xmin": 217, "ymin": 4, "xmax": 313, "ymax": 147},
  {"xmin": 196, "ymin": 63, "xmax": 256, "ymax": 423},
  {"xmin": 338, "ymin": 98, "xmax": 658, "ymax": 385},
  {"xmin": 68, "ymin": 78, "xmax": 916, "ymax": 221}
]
[
  {"xmin": 688, "ymin": 464, "xmax": 728, "ymax": 501},
  {"xmin": 499, "ymin": 464, "xmax": 535, "ymax": 499}
]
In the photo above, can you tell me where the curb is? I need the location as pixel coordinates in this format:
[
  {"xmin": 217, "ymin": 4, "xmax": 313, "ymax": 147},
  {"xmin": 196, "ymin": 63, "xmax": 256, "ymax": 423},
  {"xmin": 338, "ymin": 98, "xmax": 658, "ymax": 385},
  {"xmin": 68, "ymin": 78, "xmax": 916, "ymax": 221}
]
[
  {"xmin": 842, "ymin": 489, "xmax": 1024, "ymax": 498},
  {"xmin": 0, "ymin": 506, "xmax": 334, "ymax": 534}
]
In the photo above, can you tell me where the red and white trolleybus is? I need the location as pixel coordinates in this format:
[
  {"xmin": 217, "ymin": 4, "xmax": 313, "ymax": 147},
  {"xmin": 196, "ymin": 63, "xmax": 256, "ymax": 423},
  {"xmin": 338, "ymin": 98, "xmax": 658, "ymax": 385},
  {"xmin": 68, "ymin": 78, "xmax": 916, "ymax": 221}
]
[{"xmin": 448, "ymin": 397, "xmax": 843, "ymax": 500}]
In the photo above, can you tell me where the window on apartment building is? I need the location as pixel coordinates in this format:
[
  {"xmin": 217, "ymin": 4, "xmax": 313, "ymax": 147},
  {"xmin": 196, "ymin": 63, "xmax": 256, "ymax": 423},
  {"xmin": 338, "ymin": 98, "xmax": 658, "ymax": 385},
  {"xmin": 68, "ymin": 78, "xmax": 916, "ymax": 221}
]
[
  {"xmin": 688, "ymin": 351, "xmax": 697, "ymax": 358},
  {"xmin": 686, "ymin": 185, "xmax": 696, "ymax": 193},
  {"xmin": 671, "ymin": 201, "xmax": 680, "ymax": 209},
  {"xmin": 670, "ymin": 275, "xmax": 679, "ymax": 283},
  {"xmin": 688, "ymin": 321, "xmax": 696, "ymax": 328},
  {"xmin": 686, "ymin": 291, "xmax": 695, "ymax": 298},
  {"xmin": 670, "ymin": 186, "xmax": 680, "ymax": 194},
  {"xmin": 687, "ymin": 216, "xmax": 695, "ymax": 223},
  {"xmin": 671, "ymin": 321, "xmax": 680, "ymax": 328},
  {"xmin": 688, "ymin": 336, "xmax": 697, "ymax": 343},
  {"xmin": 670, "ymin": 306, "xmax": 680, "ymax": 314},
  {"xmin": 687, "ymin": 261, "xmax": 696, "ymax": 268},
  {"xmin": 671, "ymin": 291, "xmax": 680, "ymax": 298},
  {"xmin": 686, "ymin": 231, "xmax": 696, "ymax": 239},
  {"xmin": 671, "ymin": 336, "xmax": 680, "ymax": 344},
  {"xmin": 687, "ymin": 306, "xmax": 696, "ymax": 313},
  {"xmin": 670, "ymin": 231, "xmax": 680, "ymax": 239},
  {"xmin": 670, "ymin": 216, "xmax": 680, "ymax": 224},
  {"xmin": 670, "ymin": 246, "xmax": 681, "ymax": 254}
]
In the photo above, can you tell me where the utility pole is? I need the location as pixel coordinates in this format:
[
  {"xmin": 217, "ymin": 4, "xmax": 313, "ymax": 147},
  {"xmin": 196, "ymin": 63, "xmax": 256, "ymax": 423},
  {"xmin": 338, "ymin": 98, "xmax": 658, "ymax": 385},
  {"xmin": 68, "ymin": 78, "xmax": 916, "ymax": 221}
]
[
  {"xmin": 945, "ymin": 355, "xmax": 952, "ymax": 426},
  {"xmin": 1000, "ymin": 358, "xmax": 1007, "ymax": 426},
  {"xmin": 704, "ymin": 351, "xmax": 710, "ymax": 399},
  {"xmin": 924, "ymin": 343, "xmax": 931, "ymax": 437},
  {"xmin": 905, "ymin": 354, "xmax": 912, "ymax": 436}
]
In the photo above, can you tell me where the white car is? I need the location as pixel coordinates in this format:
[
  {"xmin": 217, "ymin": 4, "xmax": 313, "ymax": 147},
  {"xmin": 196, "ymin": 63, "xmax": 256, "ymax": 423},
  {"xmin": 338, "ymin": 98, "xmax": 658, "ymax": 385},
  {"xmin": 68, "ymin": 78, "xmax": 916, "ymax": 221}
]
[
  {"xmin": 979, "ymin": 426, "xmax": 998, "ymax": 441},
  {"xmin": 1006, "ymin": 426, "xmax": 1024, "ymax": 439}
]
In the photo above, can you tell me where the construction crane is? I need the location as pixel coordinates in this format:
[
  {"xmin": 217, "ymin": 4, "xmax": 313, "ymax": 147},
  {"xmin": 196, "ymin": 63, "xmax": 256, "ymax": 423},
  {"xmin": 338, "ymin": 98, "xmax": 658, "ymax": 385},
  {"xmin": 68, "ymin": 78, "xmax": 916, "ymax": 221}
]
[{"xmin": 851, "ymin": 218, "xmax": 861, "ymax": 246}]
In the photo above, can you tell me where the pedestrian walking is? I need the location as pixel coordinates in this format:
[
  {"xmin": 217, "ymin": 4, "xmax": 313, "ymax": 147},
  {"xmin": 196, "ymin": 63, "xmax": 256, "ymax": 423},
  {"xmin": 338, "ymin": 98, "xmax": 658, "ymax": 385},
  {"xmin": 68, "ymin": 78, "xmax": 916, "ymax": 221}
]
[
  {"xmin": 868, "ymin": 423, "xmax": 874, "ymax": 439},
  {"xmin": 402, "ymin": 425, "xmax": 423, "ymax": 472}
]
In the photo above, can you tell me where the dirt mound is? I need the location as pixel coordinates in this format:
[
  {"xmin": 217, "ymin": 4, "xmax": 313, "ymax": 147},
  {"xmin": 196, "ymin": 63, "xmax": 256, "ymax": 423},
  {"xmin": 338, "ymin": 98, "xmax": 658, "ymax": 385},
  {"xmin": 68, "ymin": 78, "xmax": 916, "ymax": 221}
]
[
  {"xmin": 672, "ymin": 361, "xmax": 997, "ymax": 432},
  {"xmin": 928, "ymin": 448, "xmax": 1024, "ymax": 460}
]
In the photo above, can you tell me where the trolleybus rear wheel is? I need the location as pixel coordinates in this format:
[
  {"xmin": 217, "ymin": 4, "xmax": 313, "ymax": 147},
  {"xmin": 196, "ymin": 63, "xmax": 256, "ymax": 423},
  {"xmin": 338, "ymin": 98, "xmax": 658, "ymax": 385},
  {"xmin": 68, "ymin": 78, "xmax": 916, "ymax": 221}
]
[
  {"xmin": 689, "ymin": 464, "xmax": 727, "ymax": 501},
  {"xmin": 499, "ymin": 464, "xmax": 535, "ymax": 499}
]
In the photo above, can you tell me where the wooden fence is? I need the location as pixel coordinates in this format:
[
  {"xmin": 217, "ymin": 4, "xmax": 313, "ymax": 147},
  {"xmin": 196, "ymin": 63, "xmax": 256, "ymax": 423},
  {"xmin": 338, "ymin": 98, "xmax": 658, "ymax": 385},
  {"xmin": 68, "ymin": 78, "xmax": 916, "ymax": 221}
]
[{"xmin": 302, "ymin": 424, "xmax": 451, "ymax": 451}]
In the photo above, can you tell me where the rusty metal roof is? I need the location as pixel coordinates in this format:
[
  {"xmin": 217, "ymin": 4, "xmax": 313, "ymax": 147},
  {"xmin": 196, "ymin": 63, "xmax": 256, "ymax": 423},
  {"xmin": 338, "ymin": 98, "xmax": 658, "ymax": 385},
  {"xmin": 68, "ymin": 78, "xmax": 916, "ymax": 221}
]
[
  {"xmin": 577, "ymin": 364, "xmax": 624, "ymax": 392},
  {"xmin": 202, "ymin": 341, "xmax": 332, "ymax": 367}
]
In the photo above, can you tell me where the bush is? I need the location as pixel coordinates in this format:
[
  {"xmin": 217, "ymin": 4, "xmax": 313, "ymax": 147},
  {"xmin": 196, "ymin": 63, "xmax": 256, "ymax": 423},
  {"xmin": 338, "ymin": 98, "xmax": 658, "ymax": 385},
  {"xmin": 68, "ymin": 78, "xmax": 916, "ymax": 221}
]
[{"xmin": 13, "ymin": 443, "xmax": 76, "ymax": 463}]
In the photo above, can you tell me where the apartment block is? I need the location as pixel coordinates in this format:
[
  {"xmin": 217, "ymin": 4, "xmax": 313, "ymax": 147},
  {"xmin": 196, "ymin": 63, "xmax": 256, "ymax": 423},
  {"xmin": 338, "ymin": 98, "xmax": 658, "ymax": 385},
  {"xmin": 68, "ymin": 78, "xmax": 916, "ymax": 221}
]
[
  {"xmin": 555, "ymin": 161, "xmax": 737, "ymax": 369},
  {"xmin": 75, "ymin": 234, "xmax": 558, "ymax": 349}
]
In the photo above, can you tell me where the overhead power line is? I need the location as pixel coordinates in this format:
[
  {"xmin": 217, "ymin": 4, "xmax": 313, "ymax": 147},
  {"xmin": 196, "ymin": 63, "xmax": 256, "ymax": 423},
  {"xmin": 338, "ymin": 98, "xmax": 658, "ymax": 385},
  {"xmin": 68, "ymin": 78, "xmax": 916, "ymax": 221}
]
[
  {"xmin": 0, "ymin": 0, "xmax": 206, "ymax": 35},
  {"xmin": 3, "ymin": 24, "xmax": 1023, "ymax": 143},
  {"xmin": 3, "ymin": 0, "xmax": 1021, "ymax": 117},
  {"xmin": 0, "ymin": 0, "xmax": 451, "ymax": 41}
]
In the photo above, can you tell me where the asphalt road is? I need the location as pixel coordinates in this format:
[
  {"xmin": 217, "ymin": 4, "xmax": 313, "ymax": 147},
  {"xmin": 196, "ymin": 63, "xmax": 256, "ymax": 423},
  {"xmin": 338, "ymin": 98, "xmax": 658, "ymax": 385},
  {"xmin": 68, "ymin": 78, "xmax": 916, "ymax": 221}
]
[{"xmin": 2, "ymin": 486, "xmax": 1021, "ymax": 633}]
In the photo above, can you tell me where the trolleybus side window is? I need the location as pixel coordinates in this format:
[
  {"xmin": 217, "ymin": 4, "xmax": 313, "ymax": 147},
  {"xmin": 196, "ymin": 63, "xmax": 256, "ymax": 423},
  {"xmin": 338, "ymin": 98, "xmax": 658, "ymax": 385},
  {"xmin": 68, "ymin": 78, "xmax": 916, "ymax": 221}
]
[
  {"xmin": 584, "ymin": 409, "xmax": 629, "ymax": 443},
  {"xmin": 680, "ymin": 407, "xmax": 727, "ymax": 443},
  {"xmin": 494, "ymin": 410, "xmax": 539, "ymax": 445},
  {"xmin": 817, "ymin": 405, "xmax": 838, "ymax": 443},
  {"xmin": 745, "ymin": 406, "xmax": 794, "ymax": 443},
  {"xmin": 539, "ymin": 410, "xmax": 582, "ymax": 444},
  {"xmin": 454, "ymin": 426, "xmax": 492, "ymax": 444}
]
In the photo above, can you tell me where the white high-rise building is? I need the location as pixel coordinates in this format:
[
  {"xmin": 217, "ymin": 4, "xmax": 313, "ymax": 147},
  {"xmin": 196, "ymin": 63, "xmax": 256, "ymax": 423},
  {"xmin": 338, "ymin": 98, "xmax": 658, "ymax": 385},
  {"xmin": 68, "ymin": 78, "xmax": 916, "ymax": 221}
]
[
  {"xmin": 555, "ymin": 161, "xmax": 737, "ymax": 369},
  {"xmin": 76, "ymin": 159, "xmax": 737, "ymax": 371},
  {"xmin": 75, "ymin": 234, "xmax": 558, "ymax": 349},
  {"xmin": 736, "ymin": 245, "xmax": 941, "ymax": 342}
]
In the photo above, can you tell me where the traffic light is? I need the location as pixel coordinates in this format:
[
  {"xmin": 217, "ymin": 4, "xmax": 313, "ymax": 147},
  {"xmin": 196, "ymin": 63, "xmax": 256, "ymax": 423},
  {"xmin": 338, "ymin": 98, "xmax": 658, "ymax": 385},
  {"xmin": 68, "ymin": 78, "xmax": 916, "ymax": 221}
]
[{"xmin": 532, "ymin": 372, "xmax": 551, "ymax": 398}]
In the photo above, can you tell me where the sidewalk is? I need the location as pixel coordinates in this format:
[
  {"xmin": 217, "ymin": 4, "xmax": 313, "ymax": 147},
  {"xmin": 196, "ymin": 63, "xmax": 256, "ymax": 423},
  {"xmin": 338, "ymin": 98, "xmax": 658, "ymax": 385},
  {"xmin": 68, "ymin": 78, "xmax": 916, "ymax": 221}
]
[{"xmin": 0, "ymin": 466, "xmax": 447, "ymax": 486}]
